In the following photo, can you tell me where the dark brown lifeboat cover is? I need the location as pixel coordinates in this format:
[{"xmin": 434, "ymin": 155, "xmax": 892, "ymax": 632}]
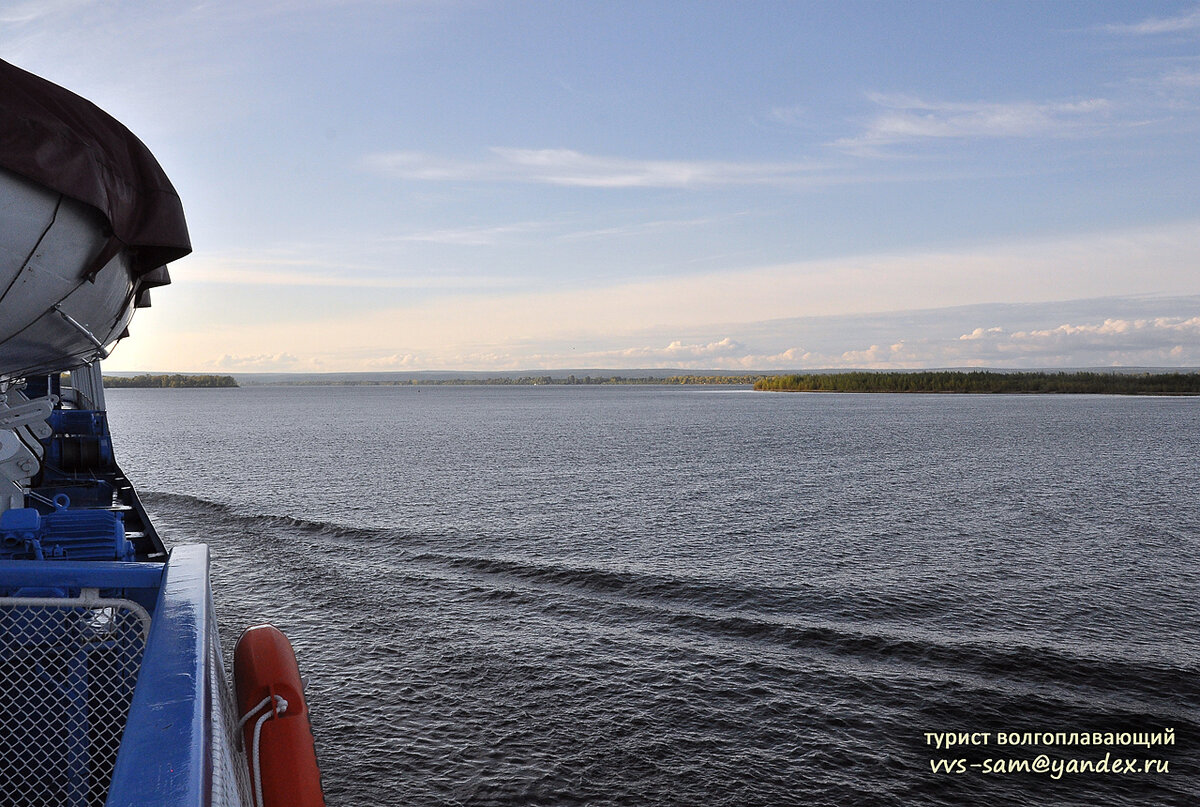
[{"xmin": 0, "ymin": 58, "xmax": 191, "ymax": 285}]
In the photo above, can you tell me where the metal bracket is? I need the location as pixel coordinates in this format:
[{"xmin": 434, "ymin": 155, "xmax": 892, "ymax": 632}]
[
  {"xmin": 0, "ymin": 390, "xmax": 58, "ymax": 514},
  {"xmin": 52, "ymin": 305, "xmax": 110, "ymax": 360}
]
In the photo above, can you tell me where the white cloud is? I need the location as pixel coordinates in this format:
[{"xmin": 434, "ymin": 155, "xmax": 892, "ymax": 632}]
[
  {"xmin": 182, "ymin": 252, "xmax": 517, "ymax": 289},
  {"xmin": 106, "ymin": 219, "xmax": 1200, "ymax": 373},
  {"xmin": 554, "ymin": 216, "xmax": 718, "ymax": 242},
  {"xmin": 211, "ymin": 352, "xmax": 301, "ymax": 370},
  {"xmin": 263, "ymin": 313, "xmax": 1200, "ymax": 372},
  {"xmin": 841, "ymin": 94, "xmax": 1114, "ymax": 148},
  {"xmin": 364, "ymin": 353, "xmax": 419, "ymax": 369},
  {"xmin": 960, "ymin": 327, "xmax": 1006, "ymax": 341},
  {"xmin": 573, "ymin": 315, "xmax": 1200, "ymax": 372},
  {"xmin": 389, "ymin": 223, "xmax": 541, "ymax": 246},
  {"xmin": 110, "ymin": 297, "xmax": 1200, "ymax": 373},
  {"xmin": 767, "ymin": 105, "xmax": 807, "ymax": 126},
  {"xmin": 956, "ymin": 317, "xmax": 1200, "ymax": 350},
  {"xmin": 1102, "ymin": 6, "xmax": 1200, "ymax": 35},
  {"xmin": 565, "ymin": 338, "xmax": 805, "ymax": 370},
  {"xmin": 0, "ymin": 0, "xmax": 466, "ymax": 140},
  {"xmin": 770, "ymin": 316, "xmax": 1200, "ymax": 370},
  {"xmin": 0, "ymin": 0, "xmax": 96, "ymax": 24},
  {"xmin": 1005, "ymin": 317, "xmax": 1200, "ymax": 354},
  {"xmin": 193, "ymin": 217, "xmax": 1200, "ymax": 354},
  {"xmin": 363, "ymin": 148, "xmax": 824, "ymax": 188},
  {"xmin": 608, "ymin": 337, "xmax": 746, "ymax": 360},
  {"xmin": 932, "ymin": 316, "xmax": 1200, "ymax": 367},
  {"xmin": 360, "ymin": 151, "xmax": 479, "ymax": 181},
  {"xmin": 503, "ymin": 340, "xmax": 813, "ymax": 371},
  {"xmin": 1161, "ymin": 69, "xmax": 1200, "ymax": 88}
]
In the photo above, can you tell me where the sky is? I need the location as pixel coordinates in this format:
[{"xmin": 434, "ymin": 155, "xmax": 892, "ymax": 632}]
[{"xmin": 4, "ymin": 0, "xmax": 1200, "ymax": 372}]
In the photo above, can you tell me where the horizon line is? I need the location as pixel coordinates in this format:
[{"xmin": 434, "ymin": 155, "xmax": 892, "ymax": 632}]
[{"xmin": 102, "ymin": 365, "xmax": 1200, "ymax": 377}]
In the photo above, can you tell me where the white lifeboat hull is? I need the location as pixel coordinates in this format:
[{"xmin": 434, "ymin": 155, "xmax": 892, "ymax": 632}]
[{"xmin": 0, "ymin": 168, "xmax": 138, "ymax": 381}]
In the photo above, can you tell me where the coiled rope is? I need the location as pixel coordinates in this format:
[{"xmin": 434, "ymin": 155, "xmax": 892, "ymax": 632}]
[{"xmin": 238, "ymin": 694, "xmax": 289, "ymax": 807}]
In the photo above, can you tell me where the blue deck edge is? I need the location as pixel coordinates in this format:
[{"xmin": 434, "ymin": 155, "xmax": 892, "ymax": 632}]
[{"xmin": 106, "ymin": 544, "xmax": 218, "ymax": 807}]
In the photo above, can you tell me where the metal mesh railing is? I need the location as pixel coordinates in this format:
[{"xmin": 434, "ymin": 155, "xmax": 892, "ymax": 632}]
[
  {"xmin": 209, "ymin": 622, "xmax": 252, "ymax": 807},
  {"xmin": 0, "ymin": 592, "xmax": 149, "ymax": 807}
]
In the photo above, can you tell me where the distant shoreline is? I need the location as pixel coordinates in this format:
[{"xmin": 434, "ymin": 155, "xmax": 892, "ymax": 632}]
[
  {"xmin": 754, "ymin": 371, "xmax": 1200, "ymax": 395},
  {"xmin": 103, "ymin": 374, "xmax": 238, "ymax": 388},
  {"xmin": 242, "ymin": 374, "xmax": 759, "ymax": 387},
  {"xmin": 99, "ymin": 370, "xmax": 1200, "ymax": 393}
]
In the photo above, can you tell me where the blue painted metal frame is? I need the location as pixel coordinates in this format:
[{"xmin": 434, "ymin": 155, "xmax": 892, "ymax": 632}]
[
  {"xmin": 0, "ymin": 559, "xmax": 162, "ymax": 591},
  {"xmin": 106, "ymin": 544, "xmax": 218, "ymax": 807},
  {"xmin": 0, "ymin": 558, "xmax": 162, "ymax": 612}
]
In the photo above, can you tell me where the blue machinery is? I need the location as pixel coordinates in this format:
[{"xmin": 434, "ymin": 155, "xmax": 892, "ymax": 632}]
[
  {"xmin": 2, "ymin": 369, "xmax": 161, "ymax": 566},
  {"xmin": 0, "ymin": 366, "xmax": 251, "ymax": 807}
]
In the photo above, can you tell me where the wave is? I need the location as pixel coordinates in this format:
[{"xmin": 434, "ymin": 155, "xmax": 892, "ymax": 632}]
[
  {"xmin": 409, "ymin": 551, "xmax": 965, "ymax": 619},
  {"xmin": 140, "ymin": 489, "xmax": 396, "ymax": 544},
  {"xmin": 139, "ymin": 491, "xmax": 1200, "ymax": 705},
  {"xmin": 406, "ymin": 552, "xmax": 1199, "ymax": 701}
]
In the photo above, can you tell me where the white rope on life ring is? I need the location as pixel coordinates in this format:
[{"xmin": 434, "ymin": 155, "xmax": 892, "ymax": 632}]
[{"xmin": 238, "ymin": 694, "xmax": 289, "ymax": 807}]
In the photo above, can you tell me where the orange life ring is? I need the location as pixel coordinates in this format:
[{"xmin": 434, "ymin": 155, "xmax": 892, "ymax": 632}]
[{"xmin": 234, "ymin": 624, "xmax": 325, "ymax": 807}]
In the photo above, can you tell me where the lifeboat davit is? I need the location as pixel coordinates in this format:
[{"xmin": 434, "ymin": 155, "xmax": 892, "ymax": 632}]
[{"xmin": 234, "ymin": 624, "xmax": 325, "ymax": 807}]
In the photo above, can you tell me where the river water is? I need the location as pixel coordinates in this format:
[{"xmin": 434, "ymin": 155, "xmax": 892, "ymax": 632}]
[{"xmin": 104, "ymin": 385, "xmax": 1200, "ymax": 806}]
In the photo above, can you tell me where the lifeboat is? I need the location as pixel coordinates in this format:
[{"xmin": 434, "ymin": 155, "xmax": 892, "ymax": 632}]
[
  {"xmin": 0, "ymin": 59, "xmax": 189, "ymax": 383},
  {"xmin": 1, "ymin": 59, "xmax": 323, "ymax": 807}
]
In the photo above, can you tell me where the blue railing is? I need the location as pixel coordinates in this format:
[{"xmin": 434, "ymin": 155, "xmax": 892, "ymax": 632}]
[
  {"xmin": 0, "ymin": 560, "xmax": 161, "ymax": 806},
  {"xmin": 104, "ymin": 544, "xmax": 249, "ymax": 807}
]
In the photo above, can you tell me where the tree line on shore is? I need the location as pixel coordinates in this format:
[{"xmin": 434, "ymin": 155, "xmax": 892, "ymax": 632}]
[
  {"xmin": 266, "ymin": 374, "xmax": 765, "ymax": 386},
  {"xmin": 103, "ymin": 374, "xmax": 239, "ymax": 388},
  {"xmin": 753, "ymin": 371, "xmax": 1200, "ymax": 394}
]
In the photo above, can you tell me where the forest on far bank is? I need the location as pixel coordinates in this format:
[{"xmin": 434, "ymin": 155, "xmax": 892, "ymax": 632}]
[
  {"xmin": 103, "ymin": 374, "xmax": 238, "ymax": 388},
  {"xmin": 754, "ymin": 371, "xmax": 1200, "ymax": 395}
]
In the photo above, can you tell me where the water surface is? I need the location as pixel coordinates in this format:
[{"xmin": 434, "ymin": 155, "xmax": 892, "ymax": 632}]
[{"xmin": 105, "ymin": 386, "xmax": 1200, "ymax": 806}]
